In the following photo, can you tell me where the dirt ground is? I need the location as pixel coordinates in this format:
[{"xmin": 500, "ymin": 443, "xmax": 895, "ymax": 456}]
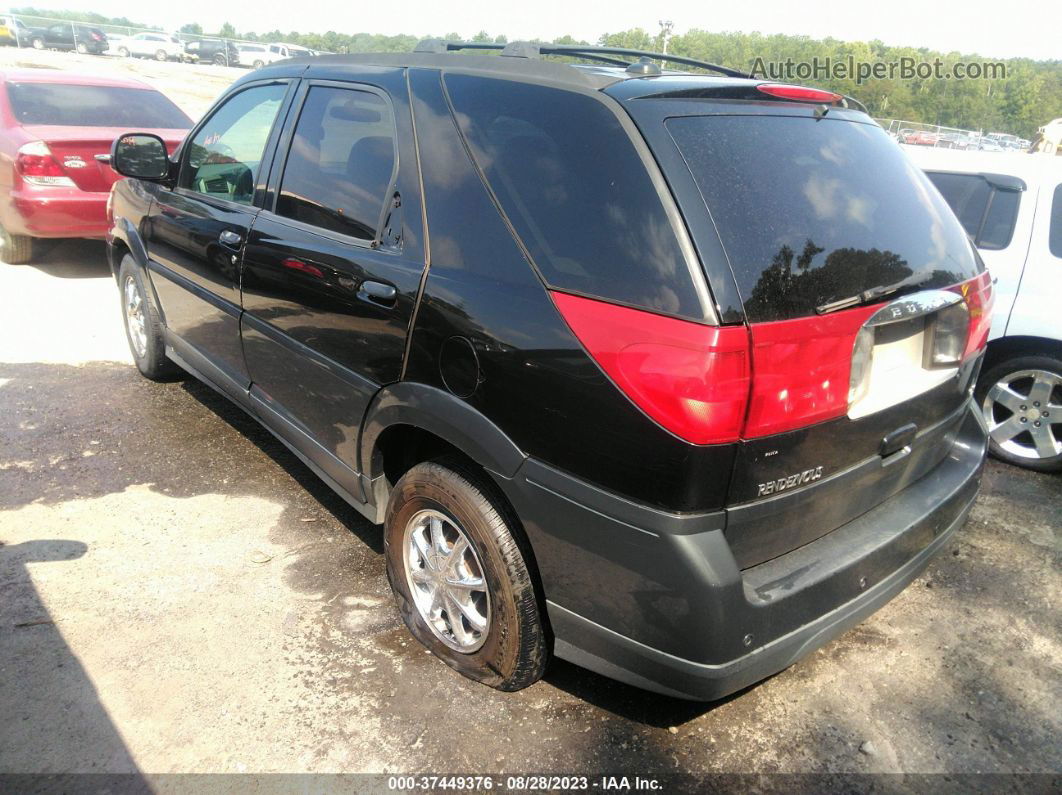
[{"xmin": 0, "ymin": 47, "xmax": 1059, "ymax": 791}]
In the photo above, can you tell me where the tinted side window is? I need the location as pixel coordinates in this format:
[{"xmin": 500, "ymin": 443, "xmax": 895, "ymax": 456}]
[
  {"xmin": 276, "ymin": 86, "xmax": 396, "ymax": 241},
  {"xmin": 927, "ymin": 173, "xmax": 991, "ymax": 237},
  {"xmin": 180, "ymin": 84, "xmax": 286, "ymax": 205},
  {"xmin": 1051, "ymin": 184, "xmax": 1062, "ymax": 259},
  {"xmin": 445, "ymin": 74, "xmax": 703, "ymax": 319}
]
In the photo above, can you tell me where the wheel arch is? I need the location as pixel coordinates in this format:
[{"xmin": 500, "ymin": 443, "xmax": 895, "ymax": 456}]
[
  {"xmin": 982, "ymin": 335, "xmax": 1062, "ymax": 373},
  {"xmin": 359, "ymin": 382, "xmax": 527, "ymax": 508}
]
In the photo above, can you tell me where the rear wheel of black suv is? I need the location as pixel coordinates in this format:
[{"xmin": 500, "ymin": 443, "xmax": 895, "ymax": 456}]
[
  {"xmin": 977, "ymin": 354, "xmax": 1062, "ymax": 472},
  {"xmin": 118, "ymin": 255, "xmax": 180, "ymax": 381},
  {"xmin": 384, "ymin": 458, "xmax": 548, "ymax": 691}
]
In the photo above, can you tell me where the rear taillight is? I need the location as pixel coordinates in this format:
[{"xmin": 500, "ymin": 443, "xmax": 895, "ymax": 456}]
[
  {"xmin": 745, "ymin": 305, "xmax": 880, "ymax": 438},
  {"xmin": 551, "ymin": 291, "xmax": 751, "ymax": 444},
  {"xmin": 16, "ymin": 142, "xmax": 75, "ymax": 187},
  {"xmin": 949, "ymin": 271, "xmax": 994, "ymax": 360},
  {"xmin": 756, "ymin": 83, "xmax": 843, "ymax": 103}
]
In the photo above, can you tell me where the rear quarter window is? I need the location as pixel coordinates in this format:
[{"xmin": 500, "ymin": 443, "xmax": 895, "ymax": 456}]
[{"xmin": 444, "ymin": 74, "xmax": 706, "ymax": 319}]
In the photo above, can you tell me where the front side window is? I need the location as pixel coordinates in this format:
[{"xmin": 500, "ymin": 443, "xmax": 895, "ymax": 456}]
[
  {"xmin": 180, "ymin": 83, "xmax": 286, "ymax": 205},
  {"xmin": 276, "ymin": 85, "xmax": 396, "ymax": 240}
]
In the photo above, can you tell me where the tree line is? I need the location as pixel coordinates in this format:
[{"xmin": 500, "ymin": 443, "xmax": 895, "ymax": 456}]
[{"xmin": 11, "ymin": 8, "xmax": 1060, "ymax": 139}]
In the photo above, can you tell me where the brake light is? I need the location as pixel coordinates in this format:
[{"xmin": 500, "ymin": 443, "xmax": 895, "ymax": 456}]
[
  {"xmin": 16, "ymin": 141, "xmax": 75, "ymax": 187},
  {"xmin": 949, "ymin": 270, "xmax": 994, "ymax": 360},
  {"xmin": 756, "ymin": 83, "xmax": 843, "ymax": 103},
  {"xmin": 91, "ymin": 32, "xmax": 103, "ymax": 41},
  {"xmin": 744, "ymin": 305, "xmax": 880, "ymax": 437},
  {"xmin": 551, "ymin": 291, "xmax": 751, "ymax": 444}
]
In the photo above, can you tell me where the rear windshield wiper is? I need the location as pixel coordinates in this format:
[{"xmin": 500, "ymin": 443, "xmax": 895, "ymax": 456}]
[{"xmin": 815, "ymin": 282, "xmax": 925, "ymax": 315}]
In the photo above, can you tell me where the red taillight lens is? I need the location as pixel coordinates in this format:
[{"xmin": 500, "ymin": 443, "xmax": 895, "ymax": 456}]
[
  {"xmin": 745, "ymin": 305, "xmax": 881, "ymax": 438},
  {"xmin": 551, "ymin": 291, "xmax": 751, "ymax": 444},
  {"xmin": 756, "ymin": 83, "xmax": 843, "ymax": 103},
  {"xmin": 949, "ymin": 270, "xmax": 994, "ymax": 360},
  {"xmin": 16, "ymin": 141, "xmax": 75, "ymax": 187}
]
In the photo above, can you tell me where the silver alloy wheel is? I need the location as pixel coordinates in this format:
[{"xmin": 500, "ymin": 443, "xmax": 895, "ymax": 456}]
[
  {"xmin": 123, "ymin": 275, "xmax": 147, "ymax": 358},
  {"xmin": 402, "ymin": 508, "xmax": 490, "ymax": 653},
  {"xmin": 981, "ymin": 368, "xmax": 1062, "ymax": 460}
]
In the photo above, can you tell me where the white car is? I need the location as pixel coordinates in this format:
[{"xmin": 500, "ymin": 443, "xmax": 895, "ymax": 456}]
[
  {"xmin": 906, "ymin": 148, "xmax": 1062, "ymax": 471},
  {"xmin": 238, "ymin": 41, "xmax": 313, "ymax": 68},
  {"xmin": 114, "ymin": 32, "xmax": 184, "ymax": 61}
]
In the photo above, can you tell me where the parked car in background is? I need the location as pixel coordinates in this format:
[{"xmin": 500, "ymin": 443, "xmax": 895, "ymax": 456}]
[
  {"xmin": 107, "ymin": 45, "xmax": 990, "ymax": 700},
  {"xmin": 0, "ymin": 15, "xmax": 31, "ymax": 46},
  {"xmin": 239, "ymin": 41, "xmax": 313, "ymax": 68},
  {"xmin": 25, "ymin": 23, "xmax": 108, "ymax": 55},
  {"xmin": 115, "ymin": 32, "xmax": 184, "ymax": 61},
  {"xmin": 0, "ymin": 69, "xmax": 191, "ymax": 263},
  {"xmin": 898, "ymin": 128, "xmax": 940, "ymax": 146},
  {"xmin": 977, "ymin": 138, "xmax": 1005, "ymax": 152},
  {"xmin": 237, "ymin": 43, "xmax": 269, "ymax": 68},
  {"xmin": 184, "ymin": 38, "xmax": 239, "ymax": 66},
  {"xmin": 938, "ymin": 132, "xmax": 974, "ymax": 150},
  {"xmin": 104, "ymin": 32, "xmax": 130, "ymax": 56},
  {"xmin": 907, "ymin": 147, "xmax": 1062, "ymax": 471}
]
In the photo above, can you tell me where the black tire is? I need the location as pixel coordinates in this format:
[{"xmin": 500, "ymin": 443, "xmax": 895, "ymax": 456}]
[
  {"xmin": 976, "ymin": 354, "xmax": 1062, "ymax": 472},
  {"xmin": 75, "ymin": 42, "xmax": 88, "ymax": 54},
  {"xmin": 384, "ymin": 458, "xmax": 548, "ymax": 691},
  {"xmin": 117, "ymin": 255, "xmax": 180, "ymax": 381},
  {"xmin": 213, "ymin": 53, "xmax": 226, "ymax": 66},
  {"xmin": 252, "ymin": 59, "xmax": 265, "ymax": 69},
  {"xmin": 117, "ymin": 46, "xmax": 129, "ymax": 57},
  {"xmin": 0, "ymin": 224, "xmax": 33, "ymax": 264}
]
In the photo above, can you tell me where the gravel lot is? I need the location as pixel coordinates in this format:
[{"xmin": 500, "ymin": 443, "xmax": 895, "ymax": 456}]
[{"xmin": 0, "ymin": 48, "xmax": 1059, "ymax": 790}]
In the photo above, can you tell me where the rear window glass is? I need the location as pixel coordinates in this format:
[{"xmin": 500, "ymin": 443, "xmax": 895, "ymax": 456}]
[
  {"xmin": 977, "ymin": 188, "xmax": 1020, "ymax": 250},
  {"xmin": 926, "ymin": 173, "xmax": 991, "ymax": 237},
  {"xmin": 667, "ymin": 115, "xmax": 980, "ymax": 322},
  {"xmin": 1051, "ymin": 184, "xmax": 1062, "ymax": 259},
  {"xmin": 445, "ymin": 74, "xmax": 704, "ymax": 319},
  {"xmin": 7, "ymin": 83, "xmax": 192, "ymax": 129},
  {"xmin": 926, "ymin": 171, "xmax": 1020, "ymax": 250}
]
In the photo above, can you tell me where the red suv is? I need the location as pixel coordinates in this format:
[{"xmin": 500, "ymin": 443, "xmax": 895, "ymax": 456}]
[{"xmin": 0, "ymin": 69, "xmax": 191, "ymax": 263}]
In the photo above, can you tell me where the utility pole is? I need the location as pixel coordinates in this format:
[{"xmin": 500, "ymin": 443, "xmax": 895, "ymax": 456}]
[{"xmin": 658, "ymin": 20, "xmax": 674, "ymax": 54}]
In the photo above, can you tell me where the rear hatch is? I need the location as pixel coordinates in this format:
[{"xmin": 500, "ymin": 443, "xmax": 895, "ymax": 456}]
[
  {"xmin": 7, "ymin": 81, "xmax": 191, "ymax": 192},
  {"xmin": 618, "ymin": 85, "xmax": 989, "ymax": 567}
]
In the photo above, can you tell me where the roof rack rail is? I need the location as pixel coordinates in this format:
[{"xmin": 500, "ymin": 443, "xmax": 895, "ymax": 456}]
[{"xmin": 413, "ymin": 39, "xmax": 750, "ymax": 78}]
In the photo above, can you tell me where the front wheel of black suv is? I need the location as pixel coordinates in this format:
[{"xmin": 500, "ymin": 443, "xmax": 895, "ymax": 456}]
[
  {"xmin": 118, "ymin": 256, "xmax": 180, "ymax": 381},
  {"xmin": 977, "ymin": 354, "xmax": 1062, "ymax": 472},
  {"xmin": 384, "ymin": 458, "xmax": 549, "ymax": 691}
]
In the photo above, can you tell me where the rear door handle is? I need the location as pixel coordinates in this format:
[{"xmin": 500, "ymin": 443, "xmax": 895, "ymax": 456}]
[
  {"xmin": 357, "ymin": 280, "xmax": 397, "ymax": 307},
  {"xmin": 218, "ymin": 230, "xmax": 243, "ymax": 248}
]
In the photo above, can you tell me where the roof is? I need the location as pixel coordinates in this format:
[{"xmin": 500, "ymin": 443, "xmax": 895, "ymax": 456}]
[{"xmin": 0, "ymin": 68, "xmax": 152, "ymax": 90}]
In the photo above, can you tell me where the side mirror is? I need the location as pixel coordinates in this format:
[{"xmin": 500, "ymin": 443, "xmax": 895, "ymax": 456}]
[{"xmin": 111, "ymin": 133, "xmax": 170, "ymax": 180}]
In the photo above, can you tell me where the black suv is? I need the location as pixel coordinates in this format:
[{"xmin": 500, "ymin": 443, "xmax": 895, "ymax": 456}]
[
  {"xmin": 107, "ymin": 41, "xmax": 990, "ymax": 699},
  {"xmin": 183, "ymin": 37, "xmax": 240, "ymax": 66}
]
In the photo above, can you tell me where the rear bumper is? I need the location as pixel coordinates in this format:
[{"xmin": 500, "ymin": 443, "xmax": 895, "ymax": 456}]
[
  {"xmin": 4, "ymin": 187, "xmax": 108, "ymax": 238},
  {"xmin": 498, "ymin": 402, "xmax": 987, "ymax": 700}
]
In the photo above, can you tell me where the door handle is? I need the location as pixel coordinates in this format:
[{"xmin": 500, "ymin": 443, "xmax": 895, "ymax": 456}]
[
  {"xmin": 357, "ymin": 280, "xmax": 397, "ymax": 306},
  {"xmin": 218, "ymin": 230, "xmax": 243, "ymax": 248}
]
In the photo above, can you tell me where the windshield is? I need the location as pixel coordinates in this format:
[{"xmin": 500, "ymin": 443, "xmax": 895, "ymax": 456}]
[
  {"xmin": 8, "ymin": 83, "xmax": 192, "ymax": 129},
  {"xmin": 666, "ymin": 115, "xmax": 981, "ymax": 322}
]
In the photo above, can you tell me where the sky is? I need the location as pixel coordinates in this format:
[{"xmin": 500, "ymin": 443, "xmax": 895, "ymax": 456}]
[{"xmin": 26, "ymin": 0, "xmax": 1061, "ymax": 61}]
